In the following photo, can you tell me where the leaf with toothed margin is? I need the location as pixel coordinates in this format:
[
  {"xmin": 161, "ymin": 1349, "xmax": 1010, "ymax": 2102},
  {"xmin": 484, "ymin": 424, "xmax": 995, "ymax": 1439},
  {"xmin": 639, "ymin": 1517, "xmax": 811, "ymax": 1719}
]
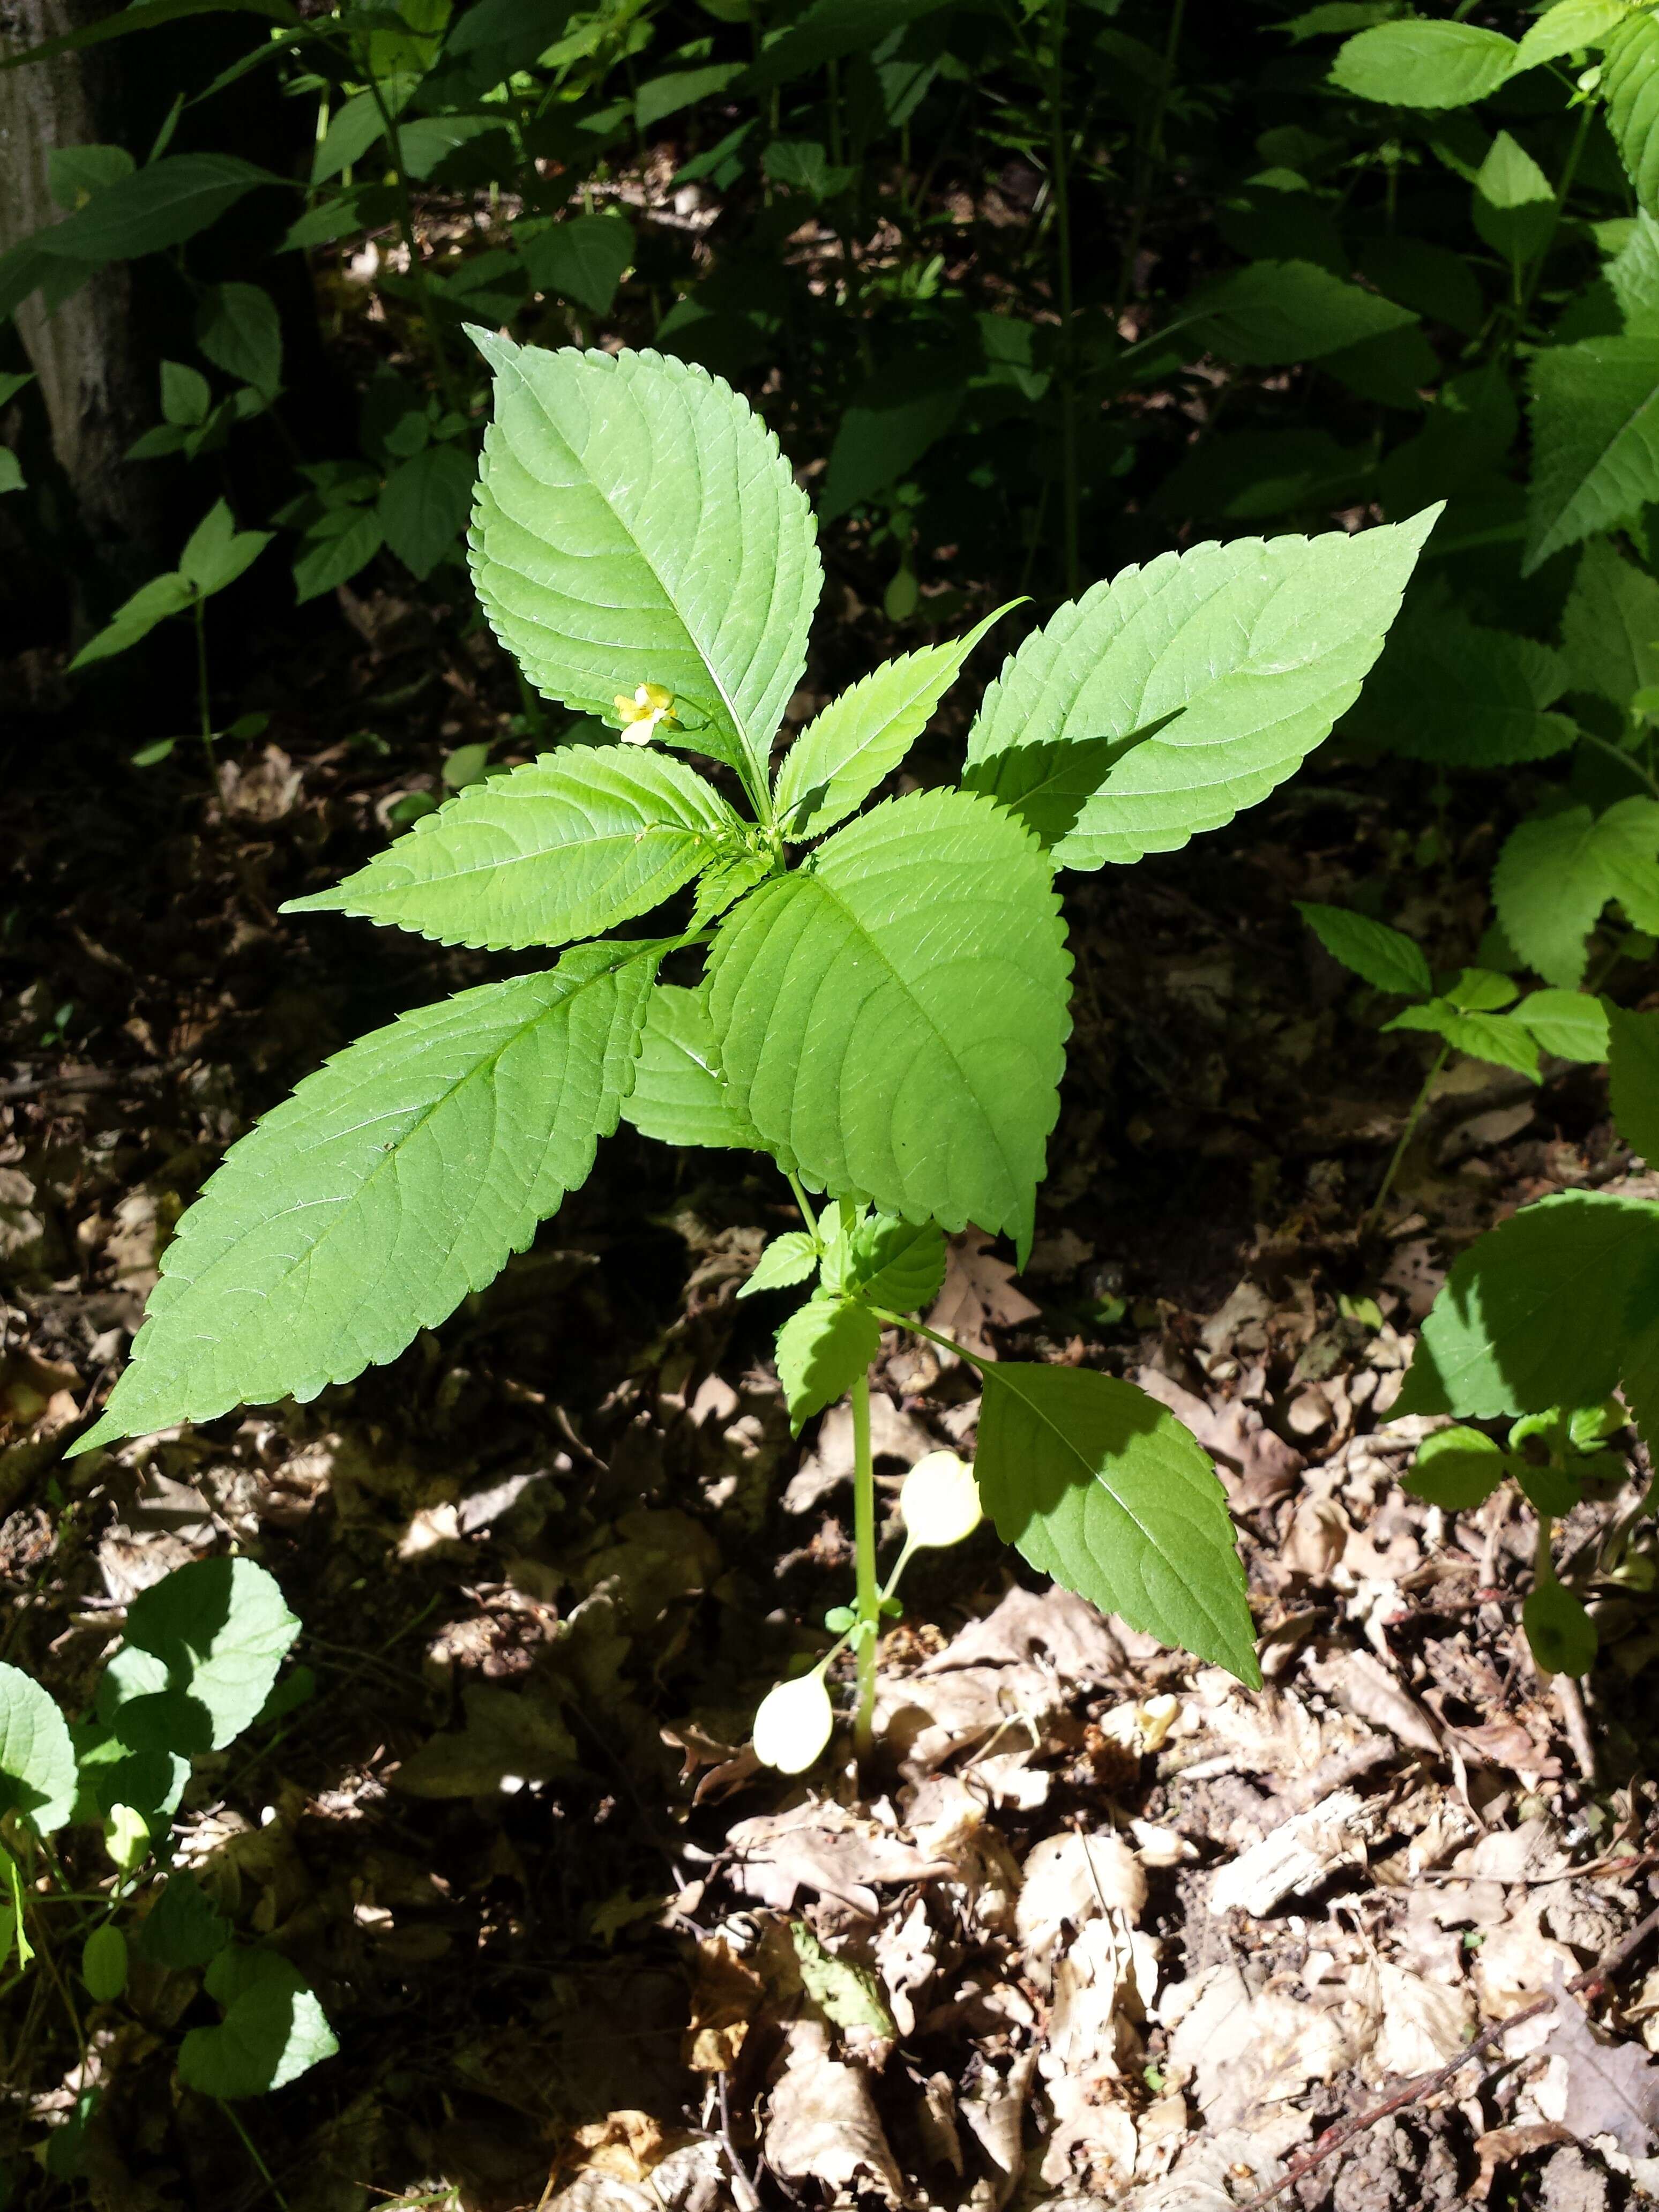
[
  {"xmin": 975, "ymin": 1364, "xmax": 1260, "ymax": 1685},
  {"xmin": 704, "ymin": 787, "xmax": 1071, "ymax": 1263},
  {"xmin": 72, "ymin": 942, "xmax": 664, "ymax": 1453},
  {"xmin": 465, "ymin": 333, "xmax": 821, "ymax": 794},
  {"xmin": 281, "ymin": 746, "xmax": 743, "ymax": 951}
]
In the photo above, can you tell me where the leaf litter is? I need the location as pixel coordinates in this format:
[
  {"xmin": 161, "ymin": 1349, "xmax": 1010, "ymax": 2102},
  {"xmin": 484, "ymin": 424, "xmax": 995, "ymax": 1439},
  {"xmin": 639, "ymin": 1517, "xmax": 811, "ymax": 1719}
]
[{"xmin": 3, "ymin": 626, "xmax": 1659, "ymax": 2210}]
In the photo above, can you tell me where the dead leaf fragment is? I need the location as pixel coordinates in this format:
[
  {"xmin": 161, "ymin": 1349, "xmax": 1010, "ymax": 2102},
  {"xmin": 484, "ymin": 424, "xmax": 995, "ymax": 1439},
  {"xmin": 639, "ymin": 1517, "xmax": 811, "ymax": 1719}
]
[
  {"xmin": 683, "ymin": 1936, "xmax": 762, "ymax": 2073},
  {"xmin": 1538, "ymin": 1972, "xmax": 1659, "ymax": 2156},
  {"xmin": 927, "ymin": 1229, "xmax": 1041, "ymax": 1362},
  {"xmin": 765, "ymin": 2021, "xmax": 905, "ymax": 2204}
]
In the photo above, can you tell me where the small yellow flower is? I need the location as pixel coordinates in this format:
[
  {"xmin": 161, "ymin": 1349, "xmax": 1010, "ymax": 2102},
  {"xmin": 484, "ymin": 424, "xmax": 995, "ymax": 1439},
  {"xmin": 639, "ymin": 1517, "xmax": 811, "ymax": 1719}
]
[{"xmin": 614, "ymin": 682, "xmax": 678, "ymax": 743}]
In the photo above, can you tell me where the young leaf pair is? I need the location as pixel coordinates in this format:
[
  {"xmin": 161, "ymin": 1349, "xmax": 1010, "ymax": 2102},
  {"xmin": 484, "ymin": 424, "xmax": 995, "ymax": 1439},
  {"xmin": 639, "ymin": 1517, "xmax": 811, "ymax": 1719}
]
[{"xmin": 76, "ymin": 339, "xmax": 1439, "ymax": 1691}]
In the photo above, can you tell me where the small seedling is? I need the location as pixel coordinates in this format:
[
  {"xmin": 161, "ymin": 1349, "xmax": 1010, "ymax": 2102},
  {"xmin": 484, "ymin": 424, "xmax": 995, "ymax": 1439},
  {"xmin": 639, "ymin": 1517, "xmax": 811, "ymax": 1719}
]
[{"xmin": 72, "ymin": 340, "xmax": 1441, "ymax": 1761}]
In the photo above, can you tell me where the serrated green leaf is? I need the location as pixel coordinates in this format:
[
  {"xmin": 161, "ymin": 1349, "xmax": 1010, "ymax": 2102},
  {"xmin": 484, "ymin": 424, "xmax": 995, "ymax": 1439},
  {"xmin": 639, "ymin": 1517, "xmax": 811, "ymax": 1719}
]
[
  {"xmin": 1187, "ymin": 258, "xmax": 1419, "ymax": 364},
  {"xmin": 1384, "ymin": 1001, "xmax": 1541, "ymax": 1080},
  {"xmin": 379, "ymin": 443, "xmax": 475, "ymax": 581},
  {"xmin": 1396, "ymin": 1190, "xmax": 1659, "ymax": 1418},
  {"xmin": 138, "ymin": 1872, "xmax": 230, "ymax": 1969},
  {"xmin": 1605, "ymin": 8, "xmax": 1659, "ymax": 216},
  {"xmin": 31, "ymin": 153, "xmax": 280, "ymax": 262},
  {"xmin": 293, "ymin": 505, "xmax": 383, "ymax": 603},
  {"xmin": 193, "ymin": 280, "xmax": 282, "ymax": 395},
  {"xmin": 1620, "ymin": 1271, "xmax": 1659, "ymax": 1447},
  {"xmin": 706, "ymin": 788, "xmax": 1071, "ymax": 1256},
  {"xmin": 1516, "ymin": 0, "xmax": 1631, "ymax": 71},
  {"xmin": 1329, "ymin": 18, "xmax": 1517, "ymax": 107},
  {"xmin": 738, "ymin": 1231, "xmax": 819, "ymax": 1299},
  {"xmin": 1525, "ymin": 336, "xmax": 1659, "ymax": 573},
  {"xmin": 619, "ymin": 981, "xmax": 763, "ymax": 1152},
  {"xmin": 1513, "ymin": 988, "xmax": 1610, "ymax": 1063},
  {"xmin": 467, "ymin": 337, "xmax": 820, "ymax": 796},
  {"xmin": 828, "ymin": 1213, "xmax": 947, "ymax": 1313},
  {"xmin": 1493, "ymin": 799, "xmax": 1659, "ymax": 986},
  {"xmin": 518, "ymin": 212, "xmax": 636, "ymax": 316},
  {"xmin": 1473, "ymin": 132, "xmax": 1555, "ymax": 268},
  {"xmin": 775, "ymin": 603, "xmax": 1016, "ymax": 841},
  {"xmin": 965, "ymin": 511, "xmax": 1436, "ymax": 871},
  {"xmin": 1523, "ymin": 1579, "xmax": 1598, "ymax": 1675},
  {"xmin": 1561, "ymin": 537, "xmax": 1659, "ymax": 711},
  {"xmin": 69, "ymin": 572, "xmax": 195, "ymax": 670},
  {"xmin": 1402, "ymin": 1425, "xmax": 1508, "ymax": 1509},
  {"xmin": 1296, "ymin": 902, "xmax": 1431, "ymax": 996},
  {"xmin": 775, "ymin": 1296, "xmax": 880, "ymax": 1432},
  {"xmin": 178, "ymin": 1948, "xmax": 337, "ymax": 2099},
  {"xmin": 959, "ymin": 714, "xmax": 1183, "ymax": 849},
  {"xmin": 73, "ymin": 944, "xmax": 661, "ymax": 1451},
  {"xmin": 976, "ymin": 1365, "xmax": 1259, "ymax": 1684},
  {"xmin": 117, "ymin": 1559, "xmax": 298, "ymax": 1753},
  {"xmin": 0, "ymin": 1664, "xmax": 77, "ymax": 1836},
  {"xmin": 1610, "ymin": 1003, "xmax": 1659, "ymax": 1157},
  {"xmin": 690, "ymin": 844, "xmax": 773, "ymax": 928},
  {"xmin": 1340, "ymin": 609, "xmax": 1573, "ymax": 767},
  {"xmin": 283, "ymin": 748, "xmax": 740, "ymax": 952}
]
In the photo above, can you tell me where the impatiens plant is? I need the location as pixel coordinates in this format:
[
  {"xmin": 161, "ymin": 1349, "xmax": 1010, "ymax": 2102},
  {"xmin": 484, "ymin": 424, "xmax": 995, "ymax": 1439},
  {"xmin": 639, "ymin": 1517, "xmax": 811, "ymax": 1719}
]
[{"xmin": 73, "ymin": 338, "xmax": 1438, "ymax": 1761}]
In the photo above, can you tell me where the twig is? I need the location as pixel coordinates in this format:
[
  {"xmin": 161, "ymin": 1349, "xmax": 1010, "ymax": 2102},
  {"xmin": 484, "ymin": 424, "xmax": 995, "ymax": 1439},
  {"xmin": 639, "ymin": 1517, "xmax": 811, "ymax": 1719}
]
[
  {"xmin": 1237, "ymin": 1899, "xmax": 1659, "ymax": 2209},
  {"xmin": 0, "ymin": 1057, "xmax": 189, "ymax": 1104}
]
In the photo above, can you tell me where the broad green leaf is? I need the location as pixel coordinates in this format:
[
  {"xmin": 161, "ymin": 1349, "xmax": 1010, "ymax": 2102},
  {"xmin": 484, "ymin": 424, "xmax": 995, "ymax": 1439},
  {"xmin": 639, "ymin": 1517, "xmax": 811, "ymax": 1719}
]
[
  {"xmin": 1402, "ymin": 1426, "xmax": 1508, "ymax": 1510},
  {"xmin": 178, "ymin": 1948, "xmax": 337, "ymax": 2099},
  {"xmin": 118, "ymin": 1559, "xmax": 298, "ymax": 1752},
  {"xmin": 790, "ymin": 1922, "xmax": 896, "ymax": 2034},
  {"xmin": 179, "ymin": 501, "xmax": 271, "ymax": 597},
  {"xmin": 739, "ymin": 0, "xmax": 957, "ymax": 91},
  {"xmin": 518, "ymin": 213, "xmax": 637, "ymax": 317},
  {"xmin": 138, "ymin": 1872, "xmax": 230, "ymax": 1969},
  {"xmin": 81, "ymin": 1925, "xmax": 128, "ymax": 2002},
  {"xmin": 775, "ymin": 604, "xmax": 1014, "ymax": 841},
  {"xmin": 1296, "ymin": 902, "xmax": 1431, "ymax": 996},
  {"xmin": 636, "ymin": 64, "xmax": 744, "ymax": 130},
  {"xmin": 1341, "ymin": 609, "xmax": 1573, "ymax": 766},
  {"xmin": 34, "ymin": 154, "xmax": 280, "ymax": 262},
  {"xmin": 73, "ymin": 945, "xmax": 660, "ymax": 1449},
  {"xmin": 1, "ymin": 0, "xmax": 295, "ymax": 72},
  {"xmin": 738, "ymin": 1231, "xmax": 819, "ymax": 1298},
  {"xmin": 311, "ymin": 84, "xmax": 406, "ymax": 184},
  {"xmin": 1151, "ymin": 425, "xmax": 1376, "ymax": 521},
  {"xmin": 284, "ymin": 748, "xmax": 741, "ymax": 952},
  {"xmin": 1513, "ymin": 989, "xmax": 1610, "ymax": 1063},
  {"xmin": 1187, "ymin": 259, "xmax": 1419, "ymax": 365},
  {"xmin": 1473, "ymin": 132, "xmax": 1556, "ymax": 268},
  {"xmin": 1523, "ymin": 1580, "xmax": 1598, "ymax": 1675},
  {"xmin": 1384, "ymin": 1002, "xmax": 1541, "ymax": 1081},
  {"xmin": 1561, "ymin": 537, "xmax": 1659, "ymax": 710},
  {"xmin": 619, "ymin": 982, "xmax": 763, "ymax": 1152},
  {"xmin": 467, "ymin": 336, "xmax": 820, "ymax": 795},
  {"xmin": 193, "ymin": 281, "xmax": 281, "ymax": 395},
  {"xmin": 49, "ymin": 144, "xmax": 135, "ymax": 210},
  {"xmin": 69, "ymin": 573, "xmax": 194, "ymax": 669},
  {"xmin": 1358, "ymin": 238, "xmax": 1485, "ymax": 336},
  {"xmin": 378, "ymin": 444, "xmax": 474, "ymax": 580},
  {"xmin": 1525, "ymin": 336, "xmax": 1659, "ymax": 574},
  {"xmin": 1621, "ymin": 1274, "xmax": 1659, "ymax": 1447},
  {"xmin": 825, "ymin": 1212, "xmax": 947, "ymax": 1313},
  {"xmin": 1395, "ymin": 1190, "xmax": 1659, "ymax": 1417},
  {"xmin": 1329, "ymin": 19, "xmax": 1518, "ymax": 107},
  {"xmin": 1609, "ymin": 211, "xmax": 1659, "ymax": 333},
  {"xmin": 976, "ymin": 1365, "xmax": 1259, "ymax": 1684},
  {"xmin": 1493, "ymin": 799, "xmax": 1659, "ymax": 985},
  {"xmin": 1515, "ymin": 0, "xmax": 1631, "ymax": 70},
  {"xmin": 965, "ymin": 511, "xmax": 1437, "ymax": 871},
  {"xmin": 1610, "ymin": 1004, "xmax": 1659, "ymax": 1157},
  {"xmin": 775, "ymin": 1296, "xmax": 880, "ymax": 1432},
  {"xmin": 819, "ymin": 353, "xmax": 965, "ymax": 522},
  {"xmin": 959, "ymin": 716, "xmax": 1182, "ymax": 849},
  {"xmin": 1605, "ymin": 9, "xmax": 1659, "ymax": 216},
  {"xmin": 0, "ymin": 1664, "xmax": 78, "ymax": 1836},
  {"xmin": 293, "ymin": 506, "xmax": 384, "ymax": 603},
  {"xmin": 1443, "ymin": 968, "xmax": 1519, "ymax": 1013},
  {"xmin": 0, "ymin": 451, "xmax": 23, "ymax": 495},
  {"xmin": 706, "ymin": 788, "xmax": 1071, "ymax": 1256},
  {"xmin": 160, "ymin": 360, "xmax": 211, "ymax": 427}
]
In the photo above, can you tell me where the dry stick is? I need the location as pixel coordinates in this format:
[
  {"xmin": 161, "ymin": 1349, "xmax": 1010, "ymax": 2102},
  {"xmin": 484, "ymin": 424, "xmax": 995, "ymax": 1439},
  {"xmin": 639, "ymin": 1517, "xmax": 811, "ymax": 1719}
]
[{"xmin": 1236, "ymin": 1897, "xmax": 1659, "ymax": 2212}]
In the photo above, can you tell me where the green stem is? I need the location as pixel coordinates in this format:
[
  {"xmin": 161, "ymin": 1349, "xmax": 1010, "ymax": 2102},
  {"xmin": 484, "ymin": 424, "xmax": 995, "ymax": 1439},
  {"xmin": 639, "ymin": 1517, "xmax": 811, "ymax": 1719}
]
[
  {"xmin": 1114, "ymin": 0, "xmax": 1187, "ymax": 325},
  {"xmin": 194, "ymin": 595, "xmax": 215, "ymax": 799},
  {"xmin": 218, "ymin": 2099, "xmax": 291, "ymax": 2211},
  {"xmin": 1578, "ymin": 726, "xmax": 1659, "ymax": 803},
  {"xmin": 1535, "ymin": 1509, "xmax": 1557, "ymax": 1589},
  {"xmin": 1364, "ymin": 1041, "xmax": 1450, "ymax": 1237},
  {"xmin": 870, "ymin": 1307, "xmax": 989, "ymax": 1373},
  {"xmin": 784, "ymin": 1172, "xmax": 819, "ymax": 1240},
  {"xmin": 851, "ymin": 1369, "xmax": 878, "ymax": 1759},
  {"xmin": 1045, "ymin": 0, "xmax": 1078, "ymax": 599}
]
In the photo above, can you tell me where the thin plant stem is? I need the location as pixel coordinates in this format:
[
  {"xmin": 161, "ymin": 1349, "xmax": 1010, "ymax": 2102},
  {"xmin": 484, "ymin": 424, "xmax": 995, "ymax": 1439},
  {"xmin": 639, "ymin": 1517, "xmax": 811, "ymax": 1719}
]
[
  {"xmin": 194, "ymin": 596, "xmax": 215, "ymax": 798},
  {"xmin": 1578, "ymin": 726, "xmax": 1659, "ymax": 802},
  {"xmin": 218, "ymin": 2099, "xmax": 292, "ymax": 2211},
  {"xmin": 1114, "ymin": 0, "xmax": 1187, "ymax": 325},
  {"xmin": 1364, "ymin": 1042, "xmax": 1449, "ymax": 1237},
  {"xmin": 851, "ymin": 1369, "xmax": 879, "ymax": 1759},
  {"xmin": 1535, "ymin": 1511, "xmax": 1557, "ymax": 1589},
  {"xmin": 784, "ymin": 1172, "xmax": 819, "ymax": 1238},
  {"xmin": 871, "ymin": 1307, "xmax": 989, "ymax": 1372}
]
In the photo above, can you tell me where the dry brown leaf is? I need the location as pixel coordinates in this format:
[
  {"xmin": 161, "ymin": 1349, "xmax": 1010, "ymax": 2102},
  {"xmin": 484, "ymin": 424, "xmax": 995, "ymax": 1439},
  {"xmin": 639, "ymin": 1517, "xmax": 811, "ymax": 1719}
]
[
  {"xmin": 683, "ymin": 1936, "xmax": 763, "ymax": 2073},
  {"xmin": 927, "ymin": 1229, "xmax": 1041, "ymax": 1362},
  {"xmin": 764, "ymin": 2021, "xmax": 905, "ymax": 2204},
  {"xmin": 723, "ymin": 1800, "xmax": 950, "ymax": 1914},
  {"xmin": 1207, "ymin": 1789, "xmax": 1379, "ymax": 1918},
  {"xmin": 1132, "ymin": 1365, "xmax": 1303, "ymax": 1505},
  {"xmin": 919, "ymin": 1583, "xmax": 1129, "ymax": 1684},
  {"xmin": 1353, "ymin": 1959, "xmax": 1475, "ymax": 2079},
  {"xmin": 1017, "ymin": 1832, "xmax": 1146, "ymax": 1983},
  {"xmin": 957, "ymin": 2046, "xmax": 1038, "ymax": 2211},
  {"xmin": 1470, "ymin": 2124, "xmax": 1576, "ymax": 2202},
  {"xmin": 1304, "ymin": 1646, "xmax": 1441, "ymax": 1757},
  {"xmin": 1164, "ymin": 1964, "xmax": 1355, "ymax": 2129},
  {"xmin": 1538, "ymin": 1972, "xmax": 1659, "ymax": 2156}
]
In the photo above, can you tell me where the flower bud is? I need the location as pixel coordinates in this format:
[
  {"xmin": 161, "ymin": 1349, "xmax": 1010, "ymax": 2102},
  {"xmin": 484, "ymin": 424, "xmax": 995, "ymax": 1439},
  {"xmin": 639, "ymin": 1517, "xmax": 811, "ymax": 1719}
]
[
  {"xmin": 900, "ymin": 1450, "xmax": 982, "ymax": 1549},
  {"xmin": 752, "ymin": 1669, "xmax": 834, "ymax": 1773}
]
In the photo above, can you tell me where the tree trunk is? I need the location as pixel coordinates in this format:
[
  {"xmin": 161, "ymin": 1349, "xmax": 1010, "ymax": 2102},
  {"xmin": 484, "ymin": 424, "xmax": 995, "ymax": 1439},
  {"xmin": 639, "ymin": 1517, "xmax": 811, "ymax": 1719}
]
[{"xmin": 0, "ymin": 0, "xmax": 165, "ymax": 578}]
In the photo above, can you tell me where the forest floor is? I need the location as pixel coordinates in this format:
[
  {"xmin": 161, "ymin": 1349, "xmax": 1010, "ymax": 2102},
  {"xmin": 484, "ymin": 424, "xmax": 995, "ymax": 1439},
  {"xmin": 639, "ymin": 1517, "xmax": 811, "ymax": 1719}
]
[{"xmin": 4, "ymin": 579, "xmax": 1659, "ymax": 2212}]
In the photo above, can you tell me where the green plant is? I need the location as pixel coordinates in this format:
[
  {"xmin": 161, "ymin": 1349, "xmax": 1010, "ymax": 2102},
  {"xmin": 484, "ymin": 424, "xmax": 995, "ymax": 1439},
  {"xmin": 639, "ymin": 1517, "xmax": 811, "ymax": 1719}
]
[
  {"xmin": 0, "ymin": 1555, "xmax": 333, "ymax": 2177},
  {"xmin": 1297, "ymin": 901, "xmax": 1612, "ymax": 1228},
  {"xmin": 1395, "ymin": 1004, "xmax": 1659, "ymax": 1678},
  {"xmin": 68, "ymin": 500, "xmax": 272, "ymax": 781},
  {"xmin": 70, "ymin": 339, "xmax": 1434, "ymax": 1757}
]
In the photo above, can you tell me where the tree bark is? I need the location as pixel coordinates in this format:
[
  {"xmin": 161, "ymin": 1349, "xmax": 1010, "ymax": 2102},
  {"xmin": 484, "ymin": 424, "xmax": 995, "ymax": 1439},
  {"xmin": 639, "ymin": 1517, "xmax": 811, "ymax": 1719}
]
[{"xmin": 0, "ymin": 0, "xmax": 165, "ymax": 576}]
